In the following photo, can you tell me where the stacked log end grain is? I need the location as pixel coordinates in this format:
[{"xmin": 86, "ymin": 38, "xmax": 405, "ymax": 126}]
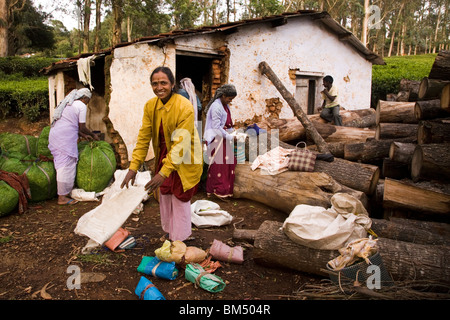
[{"xmin": 373, "ymin": 50, "xmax": 450, "ymax": 223}]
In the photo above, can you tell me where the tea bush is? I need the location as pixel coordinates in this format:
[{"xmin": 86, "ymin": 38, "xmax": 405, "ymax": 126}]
[
  {"xmin": 371, "ymin": 54, "xmax": 436, "ymax": 107},
  {"xmin": 0, "ymin": 57, "xmax": 58, "ymax": 121}
]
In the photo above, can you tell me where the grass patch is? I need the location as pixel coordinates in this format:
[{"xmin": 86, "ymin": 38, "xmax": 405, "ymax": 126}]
[{"xmin": 371, "ymin": 54, "xmax": 436, "ymax": 107}]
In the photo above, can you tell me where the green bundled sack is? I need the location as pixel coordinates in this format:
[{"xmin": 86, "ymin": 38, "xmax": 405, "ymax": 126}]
[
  {"xmin": 76, "ymin": 141, "xmax": 116, "ymax": 192},
  {"xmin": 36, "ymin": 126, "xmax": 52, "ymax": 158},
  {"xmin": 0, "ymin": 180, "xmax": 19, "ymax": 217},
  {"xmin": 184, "ymin": 263, "xmax": 226, "ymax": 293},
  {"xmin": 0, "ymin": 132, "xmax": 37, "ymax": 160},
  {"xmin": 1, "ymin": 157, "xmax": 56, "ymax": 202}
]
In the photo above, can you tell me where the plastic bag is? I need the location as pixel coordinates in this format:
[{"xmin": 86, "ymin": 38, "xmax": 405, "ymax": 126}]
[
  {"xmin": 134, "ymin": 276, "xmax": 165, "ymax": 300},
  {"xmin": 209, "ymin": 239, "xmax": 244, "ymax": 264},
  {"xmin": 184, "ymin": 263, "xmax": 226, "ymax": 293},
  {"xmin": 137, "ymin": 256, "xmax": 179, "ymax": 280}
]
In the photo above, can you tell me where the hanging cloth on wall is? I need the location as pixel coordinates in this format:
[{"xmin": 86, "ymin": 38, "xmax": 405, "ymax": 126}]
[{"xmin": 77, "ymin": 55, "xmax": 96, "ymax": 90}]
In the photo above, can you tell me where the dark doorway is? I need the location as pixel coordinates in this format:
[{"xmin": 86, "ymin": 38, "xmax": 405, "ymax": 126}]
[{"xmin": 175, "ymin": 54, "xmax": 214, "ymax": 109}]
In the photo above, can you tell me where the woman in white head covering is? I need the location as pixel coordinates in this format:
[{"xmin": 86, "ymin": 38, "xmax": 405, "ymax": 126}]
[{"xmin": 49, "ymin": 88, "xmax": 99, "ymax": 205}]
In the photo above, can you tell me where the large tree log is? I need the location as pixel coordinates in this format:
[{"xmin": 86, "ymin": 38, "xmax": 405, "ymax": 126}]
[
  {"xmin": 344, "ymin": 139, "xmax": 396, "ymax": 164},
  {"xmin": 417, "ymin": 118, "xmax": 450, "ymax": 144},
  {"xmin": 399, "ymin": 78, "xmax": 420, "ymax": 101},
  {"xmin": 236, "ymin": 220, "xmax": 450, "ymax": 284},
  {"xmin": 376, "ymin": 100, "xmax": 417, "ymax": 125},
  {"xmin": 414, "ymin": 99, "xmax": 447, "ymax": 120},
  {"xmin": 233, "ymin": 162, "xmax": 367, "ymax": 214},
  {"xmin": 375, "ymin": 123, "xmax": 418, "ymax": 141},
  {"xmin": 418, "ymin": 77, "xmax": 450, "ymax": 100},
  {"xmin": 389, "ymin": 217, "xmax": 450, "ymax": 240},
  {"xmin": 258, "ymin": 61, "xmax": 329, "ymax": 153},
  {"xmin": 428, "ymin": 50, "xmax": 450, "ymax": 81},
  {"xmin": 383, "ymin": 178, "xmax": 450, "ymax": 215},
  {"xmin": 257, "ymin": 118, "xmax": 375, "ymax": 143},
  {"xmin": 389, "ymin": 142, "xmax": 416, "ymax": 165},
  {"xmin": 234, "ymin": 218, "xmax": 450, "ymax": 246},
  {"xmin": 441, "ymin": 83, "xmax": 450, "ymax": 112},
  {"xmin": 381, "ymin": 158, "xmax": 409, "ymax": 179},
  {"xmin": 244, "ymin": 132, "xmax": 380, "ymax": 194},
  {"xmin": 411, "ymin": 143, "xmax": 450, "ymax": 182}
]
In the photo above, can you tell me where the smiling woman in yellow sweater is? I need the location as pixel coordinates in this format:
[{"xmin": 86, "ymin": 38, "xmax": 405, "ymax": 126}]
[{"xmin": 120, "ymin": 66, "xmax": 203, "ymax": 241}]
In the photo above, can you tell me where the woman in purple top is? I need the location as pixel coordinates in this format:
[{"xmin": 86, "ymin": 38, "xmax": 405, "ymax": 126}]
[
  {"xmin": 48, "ymin": 88, "xmax": 99, "ymax": 205},
  {"xmin": 204, "ymin": 84, "xmax": 238, "ymax": 201}
]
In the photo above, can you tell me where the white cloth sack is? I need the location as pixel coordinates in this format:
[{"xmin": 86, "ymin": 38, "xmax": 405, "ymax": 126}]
[
  {"xmin": 191, "ymin": 200, "xmax": 233, "ymax": 228},
  {"xmin": 282, "ymin": 193, "xmax": 372, "ymax": 250},
  {"xmin": 74, "ymin": 169, "xmax": 151, "ymax": 245},
  {"xmin": 70, "ymin": 189, "xmax": 99, "ymax": 202}
]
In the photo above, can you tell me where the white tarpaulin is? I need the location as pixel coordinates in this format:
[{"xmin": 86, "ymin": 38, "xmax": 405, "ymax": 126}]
[{"xmin": 74, "ymin": 170, "xmax": 151, "ymax": 245}]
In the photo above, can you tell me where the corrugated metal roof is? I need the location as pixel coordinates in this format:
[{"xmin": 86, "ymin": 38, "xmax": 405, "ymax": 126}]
[{"xmin": 41, "ymin": 10, "xmax": 384, "ymax": 75}]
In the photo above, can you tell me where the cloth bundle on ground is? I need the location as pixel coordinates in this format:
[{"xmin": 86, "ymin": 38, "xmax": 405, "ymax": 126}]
[
  {"xmin": 137, "ymin": 256, "xmax": 179, "ymax": 280},
  {"xmin": 135, "ymin": 276, "xmax": 166, "ymax": 300},
  {"xmin": 155, "ymin": 240, "xmax": 207, "ymax": 265},
  {"xmin": 209, "ymin": 239, "xmax": 244, "ymax": 264},
  {"xmin": 327, "ymin": 236, "xmax": 379, "ymax": 271},
  {"xmin": 70, "ymin": 188, "xmax": 99, "ymax": 202},
  {"xmin": 282, "ymin": 193, "xmax": 372, "ymax": 250},
  {"xmin": 184, "ymin": 263, "xmax": 226, "ymax": 293},
  {"xmin": 251, "ymin": 146, "xmax": 294, "ymax": 175},
  {"xmin": 76, "ymin": 141, "xmax": 116, "ymax": 193},
  {"xmin": 190, "ymin": 200, "xmax": 233, "ymax": 228},
  {"xmin": 0, "ymin": 170, "xmax": 31, "ymax": 216},
  {"xmin": 1, "ymin": 156, "xmax": 56, "ymax": 202},
  {"xmin": 0, "ymin": 133, "xmax": 37, "ymax": 160}
]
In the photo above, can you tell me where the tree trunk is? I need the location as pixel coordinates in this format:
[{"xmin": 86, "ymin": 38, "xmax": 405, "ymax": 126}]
[
  {"xmin": 237, "ymin": 220, "xmax": 450, "ymax": 284},
  {"xmin": 112, "ymin": 0, "xmax": 123, "ymax": 46},
  {"xmin": 428, "ymin": 50, "xmax": 450, "ymax": 81},
  {"xmin": 411, "ymin": 143, "xmax": 450, "ymax": 182},
  {"xmin": 94, "ymin": 0, "xmax": 102, "ymax": 52},
  {"xmin": 376, "ymin": 100, "xmax": 417, "ymax": 125},
  {"xmin": 313, "ymin": 122, "xmax": 375, "ymax": 144},
  {"xmin": 389, "ymin": 141, "xmax": 416, "ymax": 164},
  {"xmin": 0, "ymin": 0, "xmax": 8, "ymax": 57},
  {"xmin": 417, "ymin": 118, "xmax": 450, "ymax": 144},
  {"xmin": 83, "ymin": 0, "xmax": 92, "ymax": 53},
  {"xmin": 418, "ymin": 77, "xmax": 450, "ymax": 100},
  {"xmin": 381, "ymin": 158, "xmax": 409, "ymax": 179},
  {"xmin": 383, "ymin": 177, "xmax": 450, "ymax": 214},
  {"xmin": 258, "ymin": 111, "xmax": 376, "ymax": 142},
  {"xmin": 258, "ymin": 61, "xmax": 329, "ymax": 153},
  {"xmin": 389, "ymin": 217, "xmax": 450, "ymax": 240},
  {"xmin": 440, "ymin": 83, "xmax": 450, "ymax": 112},
  {"xmin": 399, "ymin": 79, "xmax": 420, "ymax": 101},
  {"xmin": 344, "ymin": 139, "xmax": 394, "ymax": 164},
  {"xmin": 244, "ymin": 132, "xmax": 380, "ymax": 195},
  {"xmin": 414, "ymin": 99, "xmax": 447, "ymax": 120},
  {"xmin": 375, "ymin": 123, "xmax": 418, "ymax": 141},
  {"xmin": 233, "ymin": 163, "xmax": 367, "ymax": 214}
]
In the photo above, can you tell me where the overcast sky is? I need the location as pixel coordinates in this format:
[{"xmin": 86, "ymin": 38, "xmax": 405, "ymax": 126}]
[{"xmin": 32, "ymin": 0, "xmax": 79, "ymax": 30}]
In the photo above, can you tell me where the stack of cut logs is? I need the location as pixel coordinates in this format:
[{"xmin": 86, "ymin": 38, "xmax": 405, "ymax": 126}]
[{"xmin": 232, "ymin": 54, "xmax": 450, "ymax": 286}]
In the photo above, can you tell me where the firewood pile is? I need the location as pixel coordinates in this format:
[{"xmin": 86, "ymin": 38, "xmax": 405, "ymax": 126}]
[{"xmin": 230, "ymin": 56, "xmax": 450, "ymax": 298}]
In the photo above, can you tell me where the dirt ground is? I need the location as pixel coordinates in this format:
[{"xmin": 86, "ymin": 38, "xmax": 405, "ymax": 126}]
[{"xmin": 0, "ymin": 117, "xmax": 325, "ymax": 303}]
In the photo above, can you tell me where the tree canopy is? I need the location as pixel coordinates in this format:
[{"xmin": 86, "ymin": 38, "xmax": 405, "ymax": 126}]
[{"xmin": 1, "ymin": 0, "xmax": 448, "ymax": 57}]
